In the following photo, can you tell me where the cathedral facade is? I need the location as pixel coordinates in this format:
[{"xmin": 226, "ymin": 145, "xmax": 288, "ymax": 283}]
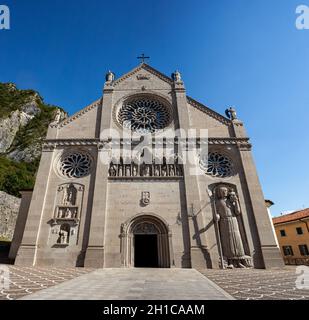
[{"xmin": 10, "ymin": 63, "xmax": 283, "ymax": 269}]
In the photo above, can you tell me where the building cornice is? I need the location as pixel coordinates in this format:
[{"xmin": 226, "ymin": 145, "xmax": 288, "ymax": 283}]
[
  {"xmin": 42, "ymin": 137, "xmax": 251, "ymax": 150},
  {"xmin": 208, "ymin": 137, "xmax": 252, "ymax": 150},
  {"xmin": 42, "ymin": 139, "xmax": 100, "ymax": 150}
]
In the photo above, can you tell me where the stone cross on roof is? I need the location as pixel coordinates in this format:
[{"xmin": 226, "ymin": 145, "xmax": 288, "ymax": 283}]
[{"xmin": 137, "ymin": 53, "xmax": 150, "ymax": 63}]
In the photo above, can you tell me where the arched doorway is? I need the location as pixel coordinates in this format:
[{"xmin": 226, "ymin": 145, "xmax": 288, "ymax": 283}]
[
  {"xmin": 133, "ymin": 222, "xmax": 159, "ymax": 267},
  {"xmin": 121, "ymin": 214, "xmax": 172, "ymax": 268}
]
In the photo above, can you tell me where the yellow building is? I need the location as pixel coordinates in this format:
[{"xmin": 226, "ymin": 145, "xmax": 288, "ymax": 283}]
[{"xmin": 273, "ymin": 209, "xmax": 309, "ymax": 265}]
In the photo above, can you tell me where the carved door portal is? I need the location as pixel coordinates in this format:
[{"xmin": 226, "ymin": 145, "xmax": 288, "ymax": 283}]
[{"xmin": 121, "ymin": 215, "xmax": 172, "ymax": 268}]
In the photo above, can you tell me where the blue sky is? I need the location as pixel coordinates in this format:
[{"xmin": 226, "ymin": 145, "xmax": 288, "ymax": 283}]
[{"xmin": 1, "ymin": 0, "xmax": 309, "ymax": 216}]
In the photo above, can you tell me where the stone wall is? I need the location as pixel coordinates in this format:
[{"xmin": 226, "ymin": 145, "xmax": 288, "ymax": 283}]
[{"xmin": 0, "ymin": 191, "xmax": 20, "ymax": 241}]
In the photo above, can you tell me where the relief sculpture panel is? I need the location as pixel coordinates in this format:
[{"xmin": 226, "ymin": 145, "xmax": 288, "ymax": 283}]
[{"xmin": 49, "ymin": 183, "xmax": 84, "ymax": 246}]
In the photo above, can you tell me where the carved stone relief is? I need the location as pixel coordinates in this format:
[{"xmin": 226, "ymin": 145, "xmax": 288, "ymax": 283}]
[
  {"xmin": 50, "ymin": 183, "xmax": 84, "ymax": 246},
  {"xmin": 140, "ymin": 191, "xmax": 150, "ymax": 206},
  {"xmin": 213, "ymin": 184, "xmax": 252, "ymax": 268},
  {"xmin": 57, "ymin": 223, "xmax": 70, "ymax": 244},
  {"xmin": 136, "ymin": 74, "xmax": 150, "ymax": 80},
  {"xmin": 108, "ymin": 155, "xmax": 183, "ymax": 178},
  {"xmin": 133, "ymin": 222, "xmax": 158, "ymax": 235}
]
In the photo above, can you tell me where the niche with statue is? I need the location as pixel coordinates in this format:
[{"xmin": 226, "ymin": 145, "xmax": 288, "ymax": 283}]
[
  {"xmin": 49, "ymin": 183, "xmax": 84, "ymax": 247},
  {"xmin": 209, "ymin": 183, "xmax": 252, "ymax": 269}
]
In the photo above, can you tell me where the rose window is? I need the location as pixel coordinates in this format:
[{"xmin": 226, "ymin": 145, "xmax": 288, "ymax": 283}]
[
  {"xmin": 58, "ymin": 152, "xmax": 92, "ymax": 178},
  {"xmin": 117, "ymin": 97, "xmax": 171, "ymax": 133},
  {"xmin": 200, "ymin": 152, "xmax": 233, "ymax": 177}
]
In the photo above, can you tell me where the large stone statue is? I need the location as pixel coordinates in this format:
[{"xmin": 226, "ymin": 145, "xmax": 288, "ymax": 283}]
[{"xmin": 215, "ymin": 186, "xmax": 252, "ymax": 268}]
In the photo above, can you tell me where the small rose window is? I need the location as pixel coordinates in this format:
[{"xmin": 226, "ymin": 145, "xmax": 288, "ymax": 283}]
[
  {"xmin": 200, "ymin": 152, "xmax": 233, "ymax": 177},
  {"xmin": 58, "ymin": 152, "xmax": 92, "ymax": 178}
]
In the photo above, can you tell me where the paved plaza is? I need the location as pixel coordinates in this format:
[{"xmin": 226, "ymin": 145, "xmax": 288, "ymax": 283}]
[
  {"xmin": 0, "ymin": 265, "xmax": 94, "ymax": 300},
  {"xmin": 201, "ymin": 267, "xmax": 309, "ymax": 300},
  {"xmin": 1, "ymin": 265, "xmax": 309, "ymax": 300},
  {"xmin": 19, "ymin": 268, "xmax": 233, "ymax": 300}
]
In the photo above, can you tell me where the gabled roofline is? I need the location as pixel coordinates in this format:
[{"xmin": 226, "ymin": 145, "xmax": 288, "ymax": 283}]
[
  {"xmin": 187, "ymin": 96, "xmax": 231, "ymax": 125},
  {"xmin": 54, "ymin": 98, "xmax": 102, "ymax": 129},
  {"xmin": 54, "ymin": 64, "xmax": 231, "ymax": 129},
  {"xmin": 113, "ymin": 63, "xmax": 173, "ymax": 86},
  {"xmin": 113, "ymin": 63, "xmax": 231, "ymax": 125}
]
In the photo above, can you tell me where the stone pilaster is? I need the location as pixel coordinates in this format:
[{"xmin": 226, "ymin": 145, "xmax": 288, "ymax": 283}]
[
  {"xmin": 232, "ymin": 121, "xmax": 284, "ymax": 268},
  {"xmin": 84, "ymin": 82, "xmax": 114, "ymax": 267},
  {"xmin": 14, "ymin": 150, "xmax": 55, "ymax": 266},
  {"xmin": 172, "ymin": 77, "xmax": 209, "ymax": 269},
  {"xmin": 9, "ymin": 191, "xmax": 33, "ymax": 260}
]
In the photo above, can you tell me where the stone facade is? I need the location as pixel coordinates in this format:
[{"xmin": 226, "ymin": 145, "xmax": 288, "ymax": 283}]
[{"xmin": 11, "ymin": 63, "xmax": 284, "ymax": 269}]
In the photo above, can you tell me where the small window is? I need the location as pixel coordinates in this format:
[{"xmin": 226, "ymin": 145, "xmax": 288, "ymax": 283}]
[
  {"xmin": 296, "ymin": 227, "xmax": 303, "ymax": 235},
  {"xmin": 280, "ymin": 229, "xmax": 286, "ymax": 237},
  {"xmin": 299, "ymin": 245, "xmax": 309, "ymax": 256},
  {"xmin": 282, "ymin": 246, "xmax": 294, "ymax": 256}
]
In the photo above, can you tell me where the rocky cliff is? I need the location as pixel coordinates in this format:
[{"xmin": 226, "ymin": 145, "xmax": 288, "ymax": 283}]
[
  {"xmin": 0, "ymin": 82, "xmax": 66, "ymax": 240},
  {"xmin": 0, "ymin": 83, "xmax": 66, "ymax": 163}
]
